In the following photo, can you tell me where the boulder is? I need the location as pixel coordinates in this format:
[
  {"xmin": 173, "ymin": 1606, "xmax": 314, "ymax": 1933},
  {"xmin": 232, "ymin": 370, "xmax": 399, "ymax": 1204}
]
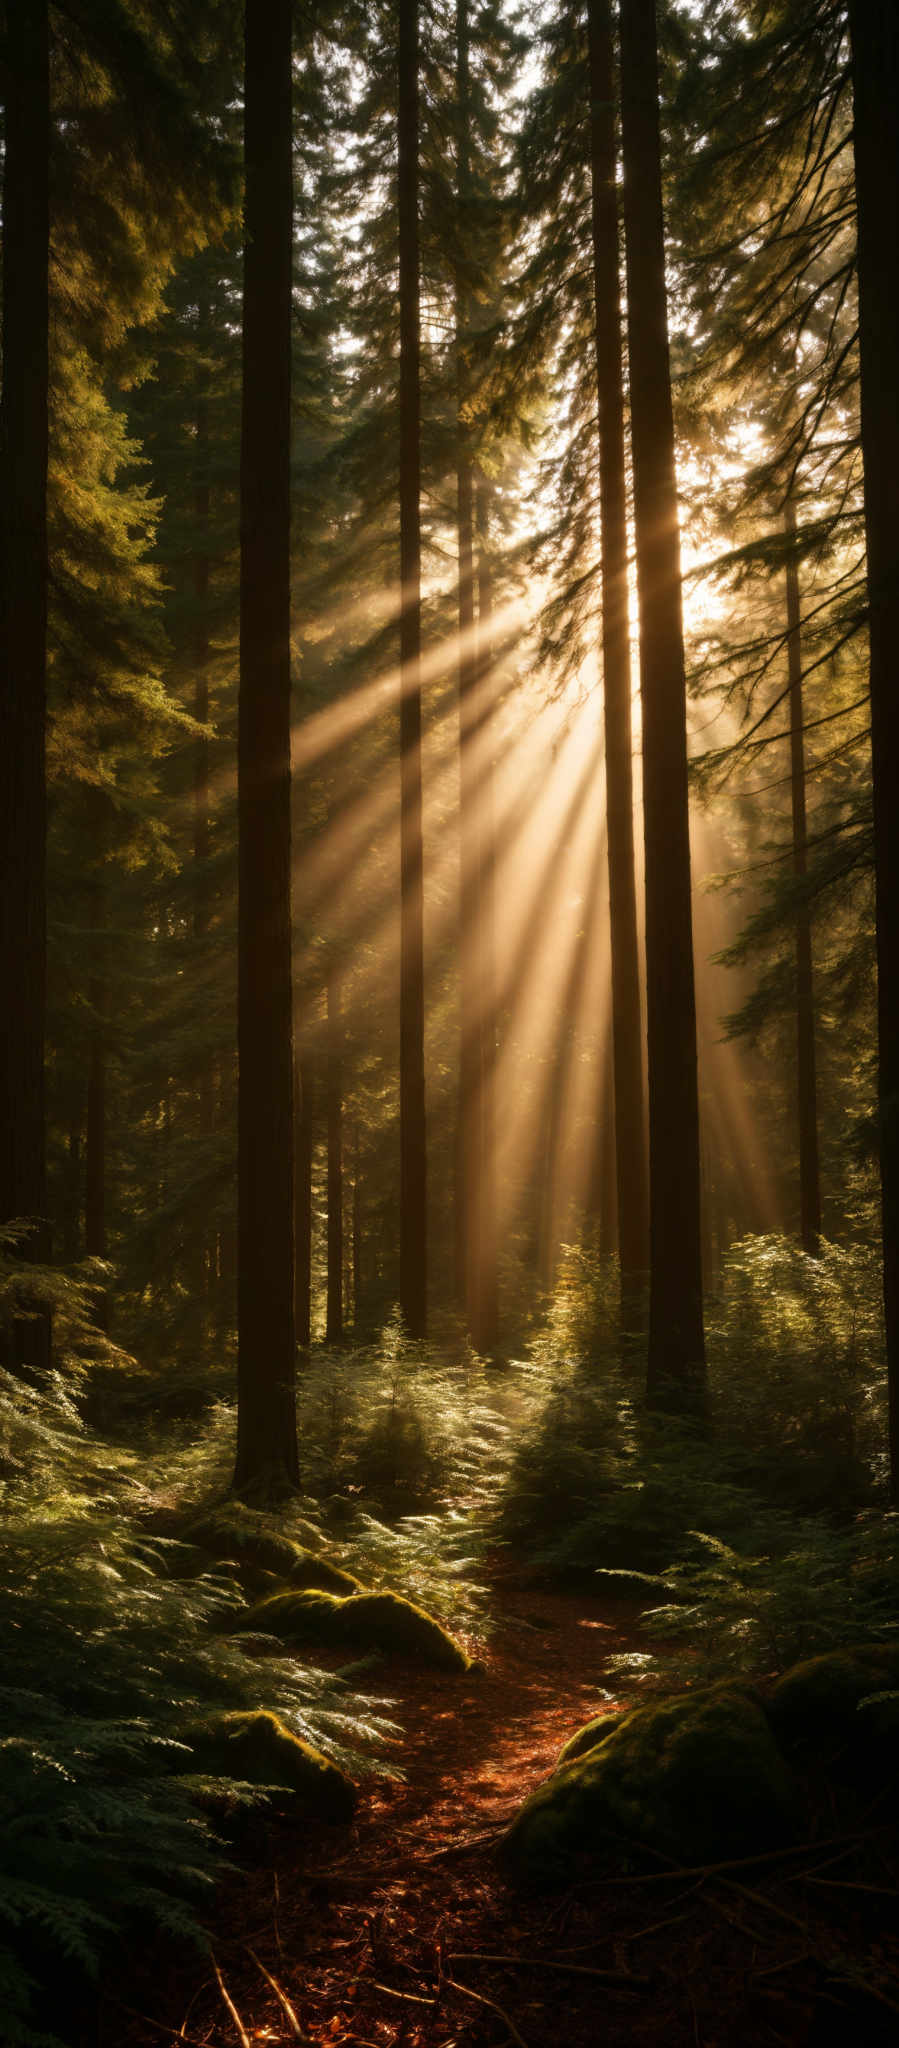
[
  {"xmin": 239, "ymin": 1586, "xmax": 472, "ymax": 1671},
  {"xmin": 181, "ymin": 1506, "xmax": 358, "ymax": 1594},
  {"xmin": 767, "ymin": 1643, "xmax": 899, "ymax": 1771},
  {"xmin": 557, "ymin": 1706, "xmax": 629, "ymax": 1766},
  {"xmin": 503, "ymin": 1685, "xmax": 799, "ymax": 1882},
  {"xmin": 184, "ymin": 1708, "xmax": 356, "ymax": 1821}
]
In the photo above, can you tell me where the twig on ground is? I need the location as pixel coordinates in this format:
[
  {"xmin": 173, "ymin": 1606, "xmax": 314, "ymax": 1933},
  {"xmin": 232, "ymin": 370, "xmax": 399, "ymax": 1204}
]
[
  {"xmin": 584, "ymin": 1832, "xmax": 882, "ymax": 1889},
  {"xmin": 246, "ymin": 1947, "xmax": 306, "ymax": 2039},
  {"xmin": 371, "ymin": 1981, "xmax": 436, "ymax": 2006},
  {"xmin": 717, "ymin": 1878, "xmax": 810, "ymax": 1937},
  {"xmin": 212, "ymin": 1957, "xmax": 251, "ymax": 2048},
  {"xmin": 418, "ymin": 1824, "xmax": 508, "ymax": 1861},
  {"xmin": 444, "ymin": 1975, "xmax": 530, "ymax": 2048},
  {"xmin": 829, "ymin": 1971, "xmax": 899, "ymax": 2017},
  {"xmin": 704, "ymin": 1891, "xmax": 771, "ymax": 1943},
  {"xmin": 802, "ymin": 1876, "xmax": 899, "ymax": 1898},
  {"xmin": 178, "ymin": 1976, "xmax": 211, "ymax": 2042},
  {"xmin": 272, "ymin": 1870, "xmax": 284, "ymax": 1963},
  {"xmin": 752, "ymin": 1951, "xmax": 813, "ymax": 1981},
  {"xmin": 115, "ymin": 2003, "xmax": 209, "ymax": 2048},
  {"xmin": 449, "ymin": 1951, "xmax": 648, "ymax": 1988}
]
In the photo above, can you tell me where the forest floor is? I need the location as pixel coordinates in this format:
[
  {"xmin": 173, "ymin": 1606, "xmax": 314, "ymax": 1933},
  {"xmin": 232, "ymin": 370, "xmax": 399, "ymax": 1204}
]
[{"xmin": 109, "ymin": 1566, "xmax": 899, "ymax": 2048}]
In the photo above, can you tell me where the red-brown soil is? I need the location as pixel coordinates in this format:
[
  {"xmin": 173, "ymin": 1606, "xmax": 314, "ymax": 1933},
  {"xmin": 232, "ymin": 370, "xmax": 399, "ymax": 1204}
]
[{"xmin": 108, "ymin": 1575, "xmax": 899, "ymax": 2048}]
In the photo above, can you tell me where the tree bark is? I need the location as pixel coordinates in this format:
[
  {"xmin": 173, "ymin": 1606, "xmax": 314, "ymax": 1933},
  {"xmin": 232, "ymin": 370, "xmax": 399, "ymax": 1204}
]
[
  {"xmin": 194, "ymin": 323, "xmax": 214, "ymax": 1296},
  {"xmin": 848, "ymin": 0, "xmax": 899, "ymax": 1499},
  {"xmin": 784, "ymin": 498, "xmax": 821, "ymax": 1258},
  {"xmin": 234, "ymin": 0, "xmax": 299, "ymax": 1493},
  {"xmin": 85, "ymin": 864, "xmax": 107, "ymax": 1262},
  {"xmin": 455, "ymin": 0, "xmax": 485, "ymax": 1344},
  {"xmin": 0, "ymin": 0, "xmax": 51, "ymax": 1372},
  {"xmin": 619, "ymin": 0, "xmax": 705, "ymax": 1400},
  {"xmin": 85, "ymin": 895, "xmax": 109, "ymax": 1331},
  {"xmin": 474, "ymin": 476, "xmax": 499, "ymax": 1352},
  {"xmin": 398, "ymin": 0, "xmax": 428, "ymax": 1339},
  {"xmin": 325, "ymin": 970, "xmax": 344, "ymax": 1345},
  {"xmin": 294, "ymin": 1051, "xmax": 313, "ymax": 1349},
  {"xmin": 587, "ymin": 0, "xmax": 648, "ymax": 1321},
  {"xmin": 352, "ymin": 1116, "xmax": 362, "ymax": 1331}
]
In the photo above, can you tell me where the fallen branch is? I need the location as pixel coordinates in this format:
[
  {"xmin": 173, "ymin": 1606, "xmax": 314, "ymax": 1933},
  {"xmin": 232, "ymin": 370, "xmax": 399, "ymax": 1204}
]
[
  {"xmin": 246, "ymin": 1947, "xmax": 307, "ymax": 2040},
  {"xmin": 445, "ymin": 1975, "xmax": 530, "ymax": 2048},
  {"xmin": 718, "ymin": 1878, "xmax": 810, "ymax": 1937},
  {"xmin": 802, "ymin": 1876, "xmax": 899, "ymax": 1899},
  {"xmin": 449, "ymin": 1951, "xmax": 648, "ymax": 1989},
  {"xmin": 371, "ymin": 1981, "xmax": 436, "ymax": 2006},
  {"xmin": 582, "ymin": 1832, "xmax": 881, "ymax": 1889},
  {"xmin": 418, "ymin": 1824, "xmax": 509, "ymax": 1861},
  {"xmin": 212, "ymin": 1957, "xmax": 251, "ymax": 2048},
  {"xmin": 115, "ymin": 2003, "xmax": 209, "ymax": 2048}
]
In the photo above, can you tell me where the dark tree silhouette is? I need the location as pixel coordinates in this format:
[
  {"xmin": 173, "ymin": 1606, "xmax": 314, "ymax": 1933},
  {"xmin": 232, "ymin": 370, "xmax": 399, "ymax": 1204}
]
[
  {"xmin": 234, "ymin": 0, "xmax": 299, "ymax": 1491},
  {"xmin": 398, "ymin": 0, "xmax": 428, "ymax": 1338},
  {"xmin": 619, "ymin": 0, "xmax": 705, "ymax": 1398},
  {"xmin": 848, "ymin": 0, "xmax": 899, "ymax": 1499},
  {"xmin": 587, "ymin": 0, "xmax": 648, "ymax": 1321},
  {"xmin": 0, "ymin": 0, "xmax": 51, "ymax": 1372},
  {"xmin": 784, "ymin": 497, "xmax": 821, "ymax": 1258},
  {"xmin": 326, "ymin": 968, "xmax": 344, "ymax": 1346}
]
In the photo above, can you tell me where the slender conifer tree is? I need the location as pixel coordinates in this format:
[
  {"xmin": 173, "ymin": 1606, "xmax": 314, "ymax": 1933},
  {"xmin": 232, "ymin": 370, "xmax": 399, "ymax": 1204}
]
[
  {"xmin": 784, "ymin": 496, "xmax": 821, "ymax": 1257},
  {"xmin": 0, "ymin": 0, "xmax": 52, "ymax": 1370},
  {"xmin": 619, "ymin": 0, "xmax": 705, "ymax": 1398},
  {"xmin": 848, "ymin": 0, "xmax": 899, "ymax": 1499},
  {"xmin": 587, "ymin": 0, "xmax": 648, "ymax": 1319},
  {"xmin": 234, "ymin": 0, "xmax": 299, "ymax": 1491},
  {"xmin": 398, "ymin": 0, "xmax": 428, "ymax": 1338}
]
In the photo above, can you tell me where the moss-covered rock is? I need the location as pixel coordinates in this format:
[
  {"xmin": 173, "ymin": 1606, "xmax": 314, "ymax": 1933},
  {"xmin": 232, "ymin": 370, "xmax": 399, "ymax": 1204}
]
[
  {"xmin": 767, "ymin": 1644, "xmax": 899, "ymax": 1765},
  {"xmin": 181, "ymin": 1506, "xmax": 358, "ymax": 1594},
  {"xmin": 240, "ymin": 1586, "xmax": 471, "ymax": 1670},
  {"xmin": 503, "ymin": 1686, "xmax": 799, "ymax": 1883},
  {"xmin": 184, "ymin": 1709, "xmax": 356, "ymax": 1820},
  {"xmin": 557, "ymin": 1707, "xmax": 629, "ymax": 1766}
]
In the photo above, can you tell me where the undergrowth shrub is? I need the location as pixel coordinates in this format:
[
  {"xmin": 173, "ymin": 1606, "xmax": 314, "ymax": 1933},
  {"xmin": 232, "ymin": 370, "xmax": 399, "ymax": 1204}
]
[
  {"xmin": 602, "ymin": 1514, "xmax": 899, "ymax": 1695},
  {"xmin": 497, "ymin": 1232, "xmax": 894, "ymax": 1682},
  {"xmin": 0, "ymin": 1355, "xmax": 394, "ymax": 2047}
]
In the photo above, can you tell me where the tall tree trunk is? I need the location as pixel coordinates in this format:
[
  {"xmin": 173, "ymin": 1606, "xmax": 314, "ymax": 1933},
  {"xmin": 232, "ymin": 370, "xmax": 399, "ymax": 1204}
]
[
  {"xmin": 455, "ymin": 0, "xmax": 483, "ymax": 1343},
  {"xmin": 294, "ymin": 1051, "xmax": 313, "ymax": 1348},
  {"xmin": 587, "ymin": 0, "xmax": 648, "ymax": 1321},
  {"xmin": 194, "ymin": 321, "xmax": 214, "ymax": 1297},
  {"xmin": 784, "ymin": 498, "xmax": 821, "ymax": 1257},
  {"xmin": 85, "ymin": 1002, "xmax": 106, "ymax": 1259},
  {"xmin": 398, "ymin": 0, "xmax": 428, "ymax": 1339},
  {"xmin": 325, "ymin": 971, "xmax": 344, "ymax": 1345},
  {"xmin": 85, "ymin": 916, "xmax": 109, "ymax": 1329},
  {"xmin": 234, "ymin": 0, "xmax": 298, "ymax": 1493},
  {"xmin": 619, "ymin": 0, "xmax": 705, "ymax": 1401},
  {"xmin": 475, "ymin": 476, "xmax": 499, "ymax": 1352},
  {"xmin": 848, "ymin": 0, "xmax": 899, "ymax": 1499},
  {"xmin": 596, "ymin": 1014, "xmax": 619, "ymax": 1260},
  {"xmin": 85, "ymin": 825, "xmax": 108, "ymax": 1311},
  {"xmin": 352, "ymin": 1116, "xmax": 362, "ymax": 1331},
  {"xmin": 0, "ymin": 0, "xmax": 51, "ymax": 1372}
]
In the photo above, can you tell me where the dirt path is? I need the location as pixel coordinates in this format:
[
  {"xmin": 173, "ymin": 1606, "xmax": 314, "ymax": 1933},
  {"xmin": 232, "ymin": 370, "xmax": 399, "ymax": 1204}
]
[{"xmin": 111, "ymin": 1578, "xmax": 898, "ymax": 2048}]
